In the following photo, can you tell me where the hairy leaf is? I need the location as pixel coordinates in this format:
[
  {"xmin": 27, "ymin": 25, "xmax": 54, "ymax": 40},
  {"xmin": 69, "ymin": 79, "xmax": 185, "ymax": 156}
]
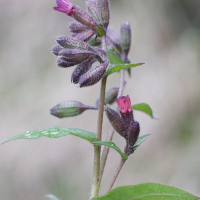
[
  {"xmin": 2, "ymin": 126, "xmax": 98, "ymax": 144},
  {"xmin": 92, "ymin": 182, "xmax": 199, "ymax": 200},
  {"xmin": 92, "ymin": 141, "xmax": 127, "ymax": 160},
  {"xmin": 132, "ymin": 103, "xmax": 158, "ymax": 119},
  {"xmin": 106, "ymin": 45, "xmax": 124, "ymax": 64},
  {"xmin": 104, "ymin": 63, "xmax": 144, "ymax": 77}
]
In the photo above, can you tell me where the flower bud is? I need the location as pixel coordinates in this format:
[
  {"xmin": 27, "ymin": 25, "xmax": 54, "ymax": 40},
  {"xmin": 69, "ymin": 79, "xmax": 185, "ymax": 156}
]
[
  {"xmin": 71, "ymin": 56, "xmax": 96, "ymax": 84},
  {"xmin": 128, "ymin": 121, "xmax": 140, "ymax": 147},
  {"xmin": 50, "ymin": 101, "xmax": 97, "ymax": 118},
  {"xmin": 71, "ymin": 5, "xmax": 97, "ymax": 32},
  {"xmin": 56, "ymin": 58, "xmax": 79, "ymax": 68},
  {"xmin": 107, "ymin": 27, "xmax": 121, "ymax": 52},
  {"xmin": 53, "ymin": 0, "xmax": 74, "ymax": 16},
  {"xmin": 73, "ymin": 29, "xmax": 95, "ymax": 42},
  {"xmin": 68, "ymin": 22, "xmax": 89, "ymax": 33},
  {"xmin": 58, "ymin": 49, "xmax": 95, "ymax": 62},
  {"xmin": 86, "ymin": 0, "xmax": 101, "ymax": 25},
  {"xmin": 79, "ymin": 59, "xmax": 109, "ymax": 87},
  {"xmin": 105, "ymin": 107, "xmax": 127, "ymax": 138},
  {"xmin": 56, "ymin": 35, "xmax": 94, "ymax": 51},
  {"xmin": 120, "ymin": 22, "xmax": 131, "ymax": 55},
  {"xmin": 96, "ymin": 87, "xmax": 119, "ymax": 107},
  {"xmin": 51, "ymin": 44, "xmax": 63, "ymax": 56},
  {"xmin": 97, "ymin": 0, "xmax": 110, "ymax": 29}
]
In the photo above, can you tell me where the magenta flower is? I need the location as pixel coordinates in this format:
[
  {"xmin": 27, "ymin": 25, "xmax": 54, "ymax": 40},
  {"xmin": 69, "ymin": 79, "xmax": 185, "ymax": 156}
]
[
  {"xmin": 116, "ymin": 95, "xmax": 132, "ymax": 116},
  {"xmin": 54, "ymin": 0, "xmax": 74, "ymax": 16}
]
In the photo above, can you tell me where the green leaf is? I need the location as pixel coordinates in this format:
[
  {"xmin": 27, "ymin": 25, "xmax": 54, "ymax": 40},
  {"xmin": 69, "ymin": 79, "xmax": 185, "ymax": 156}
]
[
  {"xmin": 92, "ymin": 141, "xmax": 127, "ymax": 160},
  {"xmin": 131, "ymin": 134, "xmax": 151, "ymax": 154},
  {"xmin": 104, "ymin": 63, "xmax": 144, "ymax": 77},
  {"xmin": 132, "ymin": 103, "xmax": 158, "ymax": 119},
  {"xmin": 92, "ymin": 182, "xmax": 199, "ymax": 200},
  {"xmin": 2, "ymin": 126, "xmax": 98, "ymax": 144},
  {"xmin": 106, "ymin": 45, "xmax": 124, "ymax": 64},
  {"xmin": 45, "ymin": 194, "xmax": 60, "ymax": 200}
]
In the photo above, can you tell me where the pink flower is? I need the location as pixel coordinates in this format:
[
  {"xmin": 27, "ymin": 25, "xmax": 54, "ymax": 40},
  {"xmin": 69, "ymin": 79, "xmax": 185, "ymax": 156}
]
[
  {"xmin": 53, "ymin": 0, "xmax": 74, "ymax": 16},
  {"xmin": 116, "ymin": 95, "xmax": 132, "ymax": 115}
]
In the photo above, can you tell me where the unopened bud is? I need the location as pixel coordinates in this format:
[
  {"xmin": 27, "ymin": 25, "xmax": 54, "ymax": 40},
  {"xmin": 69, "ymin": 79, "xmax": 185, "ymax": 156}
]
[
  {"xmin": 86, "ymin": 0, "xmax": 101, "ymax": 25},
  {"xmin": 51, "ymin": 44, "xmax": 64, "ymax": 56},
  {"xmin": 50, "ymin": 101, "xmax": 97, "ymax": 118},
  {"xmin": 126, "ymin": 121, "xmax": 140, "ymax": 155},
  {"xmin": 79, "ymin": 59, "xmax": 109, "ymax": 87},
  {"xmin": 105, "ymin": 107, "xmax": 127, "ymax": 138},
  {"xmin": 58, "ymin": 49, "xmax": 95, "ymax": 62},
  {"xmin": 56, "ymin": 35, "xmax": 94, "ymax": 52},
  {"xmin": 71, "ymin": 6, "xmax": 97, "ymax": 32},
  {"xmin": 107, "ymin": 27, "xmax": 121, "ymax": 52},
  {"xmin": 96, "ymin": 87, "xmax": 119, "ymax": 107},
  {"xmin": 73, "ymin": 29, "xmax": 95, "ymax": 42},
  {"xmin": 69, "ymin": 22, "xmax": 89, "ymax": 33},
  {"xmin": 97, "ymin": 0, "xmax": 110, "ymax": 29},
  {"xmin": 120, "ymin": 22, "xmax": 131, "ymax": 55},
  {"xmin": 56, "ymin": 58, "xmax": 79, "ymax": 68},
  {"xmin": 71, "ymin": 56, "xmax": 96, "ymax": 83}
]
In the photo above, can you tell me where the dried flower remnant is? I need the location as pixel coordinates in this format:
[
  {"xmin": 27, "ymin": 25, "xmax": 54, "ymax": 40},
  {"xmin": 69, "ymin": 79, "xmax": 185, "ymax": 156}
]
[{"xmin": 105, "ymin": 95, "xmax": 140, "ymax": 156}]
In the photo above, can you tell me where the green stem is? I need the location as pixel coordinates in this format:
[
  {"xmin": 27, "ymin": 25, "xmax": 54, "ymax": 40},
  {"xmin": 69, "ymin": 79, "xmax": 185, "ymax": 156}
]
[{"xmin": 90, "ymin": 35, "xmax": 107, "ymax": 199}]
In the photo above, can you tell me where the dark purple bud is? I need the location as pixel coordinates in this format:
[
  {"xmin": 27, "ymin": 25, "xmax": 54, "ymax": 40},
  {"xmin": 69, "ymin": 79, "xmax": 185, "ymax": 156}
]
[
  {"xmin": 120, "ymin": 22, "xmax": 131, "ymax": 55},
  {"xmin": 97, "ymin": 0, "xmax": 110, "ymax": 29},
  {"xmin": 79, "ymin": 58, "xmax": 109, "ymax": 87},
  {"xmin": 68, "ymin": 21, "xmax": 89, "ymax": 33},
  {"xmin": 56, "ymin": 58, "xmax": 79, "ymax": 68},
  {"xmin": 86, "ymin": 0, "xmax": 101, "ymax": 25},
  {"xmin": 71, "ymin": 5, "xmax": 97, "ymax": 32},
  {"xmin": 56, "ymin": 35, "xmax": 94, "ymax": 51},
  {"xmin": 58, "ymin": 49, "xmax": 95, "ymax": 62},
  {"xmin": 105, "ymin": 107, "xmax": 127, "ymax": 138},
  {"xmin": 73, "ymin": 29, "xmax": 95, "ymax": 42},
  {"xmin": 50, "ymin": 100, "xmax": 97, "ymax": 118},
  {"xmin": 71, "ymin": 56, "xmax": 96, "ymax": 84},
  {"xmin": 51, "ymin": 44, "xmax": 64, "ymax": 56},
  {"xmin": 128, "ymin": 121, "xmax": 140, "ymax": 148}
]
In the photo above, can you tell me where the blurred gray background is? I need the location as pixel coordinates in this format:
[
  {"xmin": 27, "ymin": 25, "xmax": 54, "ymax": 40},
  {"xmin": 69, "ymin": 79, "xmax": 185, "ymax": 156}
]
[{"xmin": 1, "ymin": 0, "xmax": 200, "ymax": 199}]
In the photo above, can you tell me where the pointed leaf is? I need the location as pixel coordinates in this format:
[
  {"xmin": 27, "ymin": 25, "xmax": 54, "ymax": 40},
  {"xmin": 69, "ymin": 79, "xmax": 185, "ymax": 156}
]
[
  {"xmin": 45, "ymin": 194, "xmax": 60, "ymax": 200},
  {"xmin": 104, "ymin": 63, "xmax": 144, "ymax": 77},
  {"xmin": 106, "ymin": 45, "xmax": 124, "ymax": 64},
  {"xmin": 131, "ymin": 134, "xmax": 151, "ymax": 154},
  {"xmin": 132, "ymin": 103, "xmax": 158, "ymax": 119},
  {"xmin": 92, "ymin": 182, "xmax": 199, "ymax": 200},
  {"xmin": 2, "ymin": 126, "xmax": 98, "ymax": 144},
  {"xmin": 92, "ymin": 141, "xmax": 127, "ymax": 160}
]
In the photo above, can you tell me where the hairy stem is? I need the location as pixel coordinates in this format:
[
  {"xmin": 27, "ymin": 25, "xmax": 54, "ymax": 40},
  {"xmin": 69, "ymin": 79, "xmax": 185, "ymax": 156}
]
[
  {"xmin": 90, "ymin": 36, "xmax": 107, "ymax": 199},
  {"xmin": 98, "ymin": 69, "xmax": 126, "ymax": 186},
  {"xmin": 105, "ymin": 158, "xmax": 126, "ymax": 193}
]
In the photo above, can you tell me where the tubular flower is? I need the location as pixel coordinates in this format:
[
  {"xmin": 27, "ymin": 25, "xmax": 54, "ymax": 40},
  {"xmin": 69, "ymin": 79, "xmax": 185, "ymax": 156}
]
[
  {"xmin": 105, "ymin": 95, "xmax": 140, "ymax": 156},
  {"xmin": 53, "ymin": 0, "xmax": 74, "ymax": 16}
]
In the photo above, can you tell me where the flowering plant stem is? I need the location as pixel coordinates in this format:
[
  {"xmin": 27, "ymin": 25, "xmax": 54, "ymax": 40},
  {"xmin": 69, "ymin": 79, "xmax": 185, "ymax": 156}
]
[{"xmin": 90, "ymin": 36, "xmax": 107, "ymax": 199}]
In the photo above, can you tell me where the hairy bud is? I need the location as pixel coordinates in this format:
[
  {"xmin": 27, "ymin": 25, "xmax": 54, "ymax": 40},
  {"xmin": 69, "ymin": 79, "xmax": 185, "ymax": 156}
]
[
  {"xmin": 105, "ymin": 107, "xmax": 127, "ymax": 138},
  {"xmin": 71, "ymin": 56, "xmax": 96, "ymax": 84},
  {"xmin": 79, "ymin": 59, "xmax": 109, "ymax": 87},
  {"xmin": 86, "ymin": 0, "xmax": 101, "ymax": 25},
  {"xmin": 50, "ymin": 101, "xmax": 97, "ymax": 118},
  {"xmin": 68, "ymin": 22, "xmax": 89, "ymax": 33},
  {"xmin": 97, "ymin": 0, "xmax": 110, "ymax": 29},
  {"xmin": 51, "ymin": 44, "xmax": 64, "ymax": 56},
  {"xmin": 120, "ymin": 22, "xmax": 131, "ymax": 55},
  {"xmin": 73, "ymin": 29, "xmax": 95, "ymax": 42},
  {"xmin": 71, "ymin": 5, "xmax": 97, "ymax": 31},
  {"xmin": 56, "ymin": 58, "xmax": 80, "ymax": 68},
  {"xmin": 58, "ymin": 49, "xmax": 95, "ymax": 62}
]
